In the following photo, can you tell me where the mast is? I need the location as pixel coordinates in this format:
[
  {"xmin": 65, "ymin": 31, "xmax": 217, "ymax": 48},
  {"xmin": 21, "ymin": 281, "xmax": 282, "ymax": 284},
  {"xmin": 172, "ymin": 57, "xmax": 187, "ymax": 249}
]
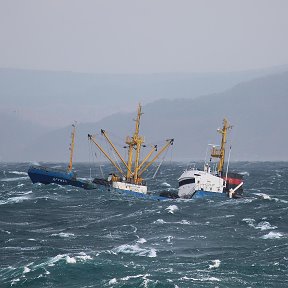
[
  {"xmin": 125, "ymin": 103, "xmax": 144, "ymax": 182},
  {"xmin": 88, "ymin": 103, "xmax": 173, "ymax": 185},
  {"xmin": 67, "ymin": 123, "xmax": 76, "ymax": 172},
  {"xmin": 210, "ymin": 118, "xmax": 231, "ymax": 176},
  {"xmin": 133, "ymin": 104, "xmax": 144, "ymax": 183}
]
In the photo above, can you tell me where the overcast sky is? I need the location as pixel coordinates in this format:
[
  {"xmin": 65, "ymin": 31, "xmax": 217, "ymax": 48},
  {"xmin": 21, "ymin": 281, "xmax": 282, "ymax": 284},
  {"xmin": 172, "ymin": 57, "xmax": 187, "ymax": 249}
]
[{"xmin": 1, "ymin": 0, "xmax": 288, "ymax": 74}]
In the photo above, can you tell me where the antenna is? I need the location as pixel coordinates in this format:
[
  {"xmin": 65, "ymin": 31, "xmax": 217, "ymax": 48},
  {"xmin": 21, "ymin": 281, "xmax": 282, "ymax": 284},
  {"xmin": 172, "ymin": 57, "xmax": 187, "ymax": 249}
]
[{"xmin": 225, "ymin": 146, "xmax": 232, "ymax": 184}]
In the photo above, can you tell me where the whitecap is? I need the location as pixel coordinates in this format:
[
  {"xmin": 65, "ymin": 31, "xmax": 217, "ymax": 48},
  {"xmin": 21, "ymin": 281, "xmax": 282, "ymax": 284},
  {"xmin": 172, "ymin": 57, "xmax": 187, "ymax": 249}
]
[
  {"xmin": 113, "ymin": 244, "xmax": 157, "ymax": 258},
  {"xmin": 180, "ymin": 220, "xmax": 190, "ymax": 225},
  {"xmin": 22, "ymin": 190, "xmax": 33, "ymax": 195},
  {"xmin": 0, "ymin": 195, "xmax": 31, "ymax": 205},
  {"xmin": 261, "ymin": 232, "xmax": 283, "ymax": 239},
  {"xmin": 66, "ymin": 256, "xmax": 77, "ymax": 264},
  {"xmin": 254, "ymin": 193, "xmax": 272, "ymax": 200},
  {"xmin": 137, "ymin": 238, "xmax": 147, "ymax": 244},
  {"xmin": 148, "ymin": 249, "xmax": 157, "ymax": 257},
  {"xmin": 242, "ymin": 219, "xmax": 277, "ymax": 231},
  {"xmin": 242, "ymin": 218, "xmax": 255, "ymax": 228},
  {"xmin": 23, "ymin": 266, "xmax": 31, "ymax": 274},
  {"xmin": 51, "ymin": 232, "xmax": 75, "ymax": 238},
  {"xmin": 181, "ymin": 276, "xmax": 220, "ymax": 282},
  {"xmin": 9, "ymin": 171, "xmax": 28, "ymax": 176},
  {"xmin": 209, "ymin": 259, "xmax": 221, "ymax": 269},
  {"xmin": 109, "ymin": 278, "xmax": 117, "ymax": 284},
  {"xmin": 253, "ymin": 193, "xmax": 287, "ymax": 203},
  {"xmin": 167, "ymin": 236, "xmax": 173, "ymax": 243},
  {"xmin": 205, "ymin": 277, "xmax": 221, "ymax": 282},
  {"xmin": 153, "ymin": 219, "xmax": 166, "ymax": 224},
  {"xmin": 1, "ymin": 229, "xmax": 11, "ymax": 234},
  {"xmin": 121, "ymin": 274, "xmax": 150, "ymax": 281},
  {"xmin": 239, "ymin": 171, "xmax": 249, "ymax": 176},
  {"xmin": 255, "ymin": 221, "xmax": 277, "ymax": 231},
  {"xmin": 47, "ymin": 254, "xmax": 66, "ymax": 266},
  {"xmin": 76, "ymin": 252, "xmax": 93, "ymax": 261},
  {"xmin": 1, "ymin": 176, "xmax": 29, "ymax": 182},
  {"xmin": 161, "ymin": 182, "xmax": 171, "ymax": 187},
  {"xmin": 11, "ymin": 278, "xmax": 20, "ymax": 285},
  {"xmin": 166, "ymin": 205, "xmax": 179, "ymax": 214}
]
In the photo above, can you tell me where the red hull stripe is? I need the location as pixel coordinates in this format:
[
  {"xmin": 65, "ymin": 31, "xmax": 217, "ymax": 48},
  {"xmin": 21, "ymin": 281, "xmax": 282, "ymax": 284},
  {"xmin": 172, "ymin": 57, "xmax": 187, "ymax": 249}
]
[{"xmin": 223, "ymin": 177, "xmax": 242, "ymax": 185}]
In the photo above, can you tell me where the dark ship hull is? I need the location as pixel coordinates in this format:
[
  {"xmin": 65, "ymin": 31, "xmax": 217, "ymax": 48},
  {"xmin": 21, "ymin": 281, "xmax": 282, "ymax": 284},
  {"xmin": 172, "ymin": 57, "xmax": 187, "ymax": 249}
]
[
  {"xmin": 28, "ymin": 165, "xmax": 96, "ymax": 190},
  {"xmin": 223, "ymin": 172, "xmax": 244, "ymax": 197}
]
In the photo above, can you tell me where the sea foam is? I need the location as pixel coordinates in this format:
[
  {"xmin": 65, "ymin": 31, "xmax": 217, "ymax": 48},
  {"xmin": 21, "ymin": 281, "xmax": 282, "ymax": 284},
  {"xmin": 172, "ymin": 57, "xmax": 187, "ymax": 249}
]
[
  {"xmin": 66, "ymin": 256, "xmax": 77, "ymax": 264},
  {"xmin": 166, "ymin": 205, "xmax": 179, "ymax": 214},
  {"xmin": 23, "ymin": 266, "xmax": 31, "ymax": 274},
  {"xmin": 161, "ymin": 182, "xmax": 171, "ymax": 187},
  {"xmin": 120, "ymin": 274, "xmax": 150, "ymax": 281},
  {"xmin": 9, "ymin": 171, "xmax": 28, "ymax": 176},
  {"xmin": 1, "ymin": 177, "xmax": 29, "ymax": 182},
  {"xmin": 0, "ymin": 195, "xmax": 31, "ymax": 205},
  {"xmin": 261, "ymin": 232, "xmax": 283, "ymax": 239},
  {"xmin": 51, "ymin": 232, "xmax": 75, "ymax": 238},
  {"xmin": 209, "ymin": 259, "xmax": 221, "ymax": 269},
  {"xmin": 242, "ymin": 218, "xmax": 277, "ymax": 231},
  {"xmin": 113, "ymin": 243, "xmax": 157, "ymax": 258},
  {"xmin": 137, "ymin": 238, "xmax": 147, "ymax": 244},
  {"xmin": 109, "ymin": 278, "xmax": 117, "ymax": 284}
]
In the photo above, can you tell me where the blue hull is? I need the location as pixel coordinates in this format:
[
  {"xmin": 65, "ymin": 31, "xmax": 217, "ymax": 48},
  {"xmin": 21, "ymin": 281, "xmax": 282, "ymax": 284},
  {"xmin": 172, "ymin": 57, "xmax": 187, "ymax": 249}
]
[
  {"xmin": 112, "ymin": 188, "xmax": 227, "ymax": 201},
  {"xmin": 28, "ymin": 166, "xmax": 96, "ymax": 190},
  {"xmin": 192, "ymin": 190, "xmax": 227, "ymax": 199}
]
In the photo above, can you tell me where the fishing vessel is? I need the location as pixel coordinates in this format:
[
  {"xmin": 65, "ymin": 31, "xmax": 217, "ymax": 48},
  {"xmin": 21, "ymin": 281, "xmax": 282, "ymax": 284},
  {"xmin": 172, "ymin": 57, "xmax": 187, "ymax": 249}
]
[
  {"xmin": 28, "ymin": 124, "xmax": 96, "ymax": 190},
  {"xmin": 88, "ymin": 104, "xmax": 174, "ymax": 199},
  {"xmin": 178, "ymin": 118, "xmax": 244, "ymax": 199}
]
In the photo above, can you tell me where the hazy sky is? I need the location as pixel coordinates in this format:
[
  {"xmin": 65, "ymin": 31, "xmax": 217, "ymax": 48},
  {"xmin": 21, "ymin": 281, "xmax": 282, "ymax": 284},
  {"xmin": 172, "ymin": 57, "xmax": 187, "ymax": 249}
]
[{"xmin": 1, "ymin": 0, "xmax": 288, "ymax": 73}]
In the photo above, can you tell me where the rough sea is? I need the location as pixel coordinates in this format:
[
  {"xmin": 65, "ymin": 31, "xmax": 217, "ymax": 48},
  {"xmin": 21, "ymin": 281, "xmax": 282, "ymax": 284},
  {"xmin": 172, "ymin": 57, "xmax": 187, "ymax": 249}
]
[{"xmin": 0, "ymin": 162, "xmax": 287, "ymax": 288}]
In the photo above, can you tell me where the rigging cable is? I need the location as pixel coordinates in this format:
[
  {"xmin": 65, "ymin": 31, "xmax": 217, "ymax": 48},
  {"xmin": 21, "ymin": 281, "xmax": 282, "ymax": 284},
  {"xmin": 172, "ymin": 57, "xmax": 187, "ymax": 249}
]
[
  {"xmin": 88, "ymin": 138, "xmax": 93, "ymax": 180},
  {"xmin": 152, "ymin": 145, "xmax": 170, "ymax": 179}
]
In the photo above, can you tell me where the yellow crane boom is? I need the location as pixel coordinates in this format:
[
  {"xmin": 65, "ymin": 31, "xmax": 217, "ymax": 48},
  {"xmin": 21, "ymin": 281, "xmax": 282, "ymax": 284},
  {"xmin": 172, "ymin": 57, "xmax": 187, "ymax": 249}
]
[
  {"xmin": 101, "ymin": 129, "xmax": 132, "ymax": 175},
  {"xmin": 88, "ymin": 134, "xmax": 125, "ymax": 177},
  {"xmin": 137, "ymin": 145, "xmax": 157, "ymax": 171},
  {"xmin": 138, "ymin": 139, "xmax": 174, "ymax": 177}
]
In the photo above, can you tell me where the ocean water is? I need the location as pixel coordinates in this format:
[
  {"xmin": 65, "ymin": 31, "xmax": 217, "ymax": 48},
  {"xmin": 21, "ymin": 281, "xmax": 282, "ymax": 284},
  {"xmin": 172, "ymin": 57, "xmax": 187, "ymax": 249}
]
[{"xmin": 0, "ymin": 162, "xmax": 288, "ymax": 288}]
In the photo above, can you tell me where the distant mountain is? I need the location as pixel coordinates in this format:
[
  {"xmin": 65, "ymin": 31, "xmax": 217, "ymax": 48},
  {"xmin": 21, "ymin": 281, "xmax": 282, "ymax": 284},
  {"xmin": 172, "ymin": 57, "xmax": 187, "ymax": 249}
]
[
  {"xmin": 1, "ymin": 65, "xmax": 288, "ymax": 127},
  {"xmin": 0, "ymin": 112, "xmax": 51, "ymax": 162},
  {"xmin": 9, "ymin": 70, "xmax": 288, "ymax": 162}
]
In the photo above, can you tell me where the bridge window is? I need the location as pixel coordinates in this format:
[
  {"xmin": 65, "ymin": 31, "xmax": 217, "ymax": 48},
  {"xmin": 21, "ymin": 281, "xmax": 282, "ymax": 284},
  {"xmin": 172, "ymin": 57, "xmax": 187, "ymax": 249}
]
[{"xmin": 179, "ymin": 178, "xmax": 195, "ymax": 187}]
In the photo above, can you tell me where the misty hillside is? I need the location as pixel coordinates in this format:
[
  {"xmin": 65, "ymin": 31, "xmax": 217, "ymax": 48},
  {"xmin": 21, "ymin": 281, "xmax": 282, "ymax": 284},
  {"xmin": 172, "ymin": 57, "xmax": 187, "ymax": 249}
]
[
  {"xmin": 5, "ymin": 71, "xmax": 287, "ymax": 162},
  {"xmin": 0, "ymin": 113, "xmax": 51, "ymax": 162},
  {"xmin": 1, "ymin": 66, "xmax": 288, "ymax": 126}
]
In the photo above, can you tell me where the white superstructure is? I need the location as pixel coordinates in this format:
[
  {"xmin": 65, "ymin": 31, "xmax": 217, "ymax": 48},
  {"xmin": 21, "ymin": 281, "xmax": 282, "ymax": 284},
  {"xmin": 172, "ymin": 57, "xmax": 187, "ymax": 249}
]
[
  {"xmin": 178, "ymin": 166, "xmax": 224, "ymax": 198},
  {"xmin": 112, "ymin": 181, "xmax": 148, "ymax": 194},
  {"xmin": 178, "ymin": 118, "xmax": 234, "ymax": 199}
]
